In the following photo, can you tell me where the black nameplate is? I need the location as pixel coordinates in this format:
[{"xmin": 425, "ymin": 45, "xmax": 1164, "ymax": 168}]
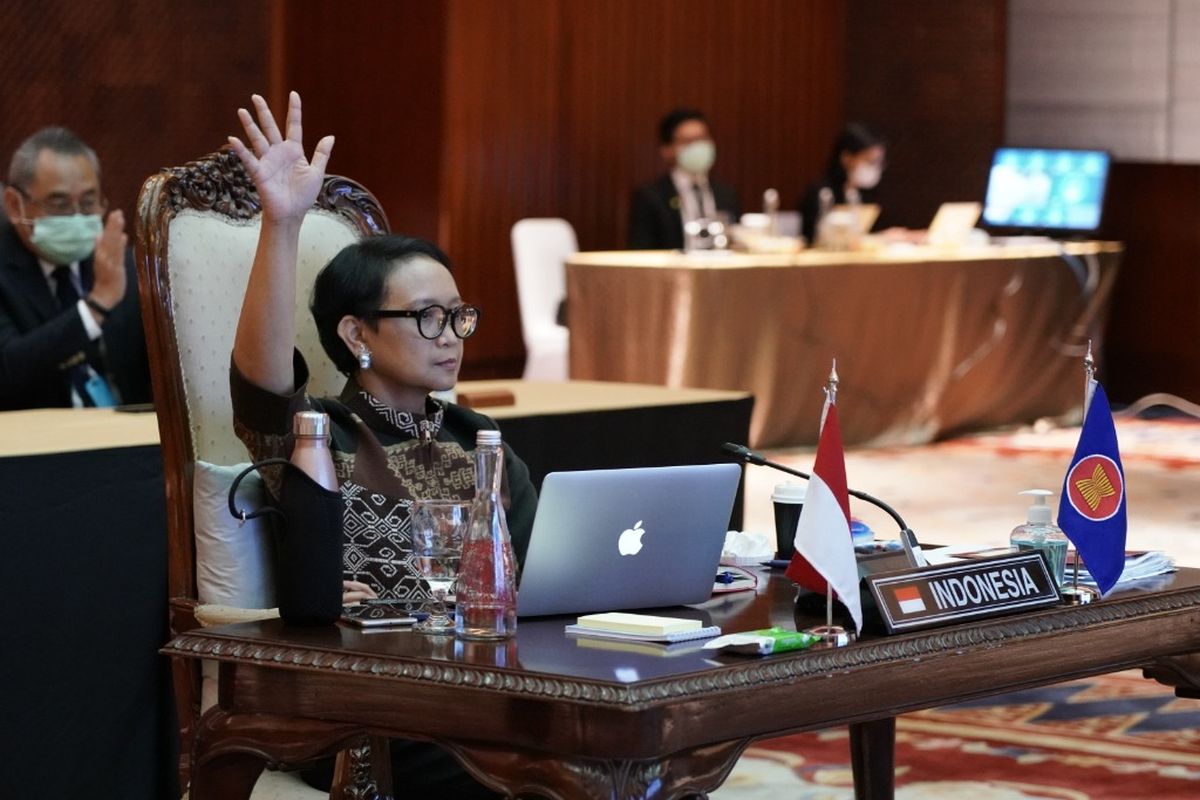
[{"xmin": 866, "ymin": 552, "xmax": 1062, "ymax": 633}]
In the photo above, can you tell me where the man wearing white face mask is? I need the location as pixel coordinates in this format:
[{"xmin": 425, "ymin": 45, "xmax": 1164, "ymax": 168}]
[
  {"xmin": 0, "ymin": 127, "xmax": 150, "ymax": 410},
  {"xmin": 628, "ymin": 108, "xmax": 740, "ymax": 250},
  {"xmin": 799, "ymin": 123, "xmax": 888, "ymax": 244}
]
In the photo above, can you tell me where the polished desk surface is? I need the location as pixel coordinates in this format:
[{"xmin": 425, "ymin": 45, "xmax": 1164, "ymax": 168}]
[
  {"xmin": 566, "ymin": 242, "xmax": 1123, "ymax": 449},
  {"xmin": 0, "ymin": 406, "xmax": 160, "ymax": 457},
  {"xmin": 0, "ymin": 380, "xmax": 748, "ymax": 458},
  {"xmin": 170, "ymin": 567, "xmax": 1200, "ymax": 799},
  {"xmin": 567, "ymin": 240, "xmax": 1123, "ymax": 269},
  {"xmin": 461, "ymin": 378, "xmax": 749, "ymax": 417}
]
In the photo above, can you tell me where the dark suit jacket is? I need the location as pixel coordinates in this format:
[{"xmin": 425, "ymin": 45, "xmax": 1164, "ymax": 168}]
[
  {"xmin": 627, "ymin": 174, "xmax": 741, "ymax": 250},
  {"xmin": 0, "ymin": 220, "xmax": 151, "ymax": 410}
]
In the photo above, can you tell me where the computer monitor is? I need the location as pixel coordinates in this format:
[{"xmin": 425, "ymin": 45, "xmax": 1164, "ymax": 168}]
[{"xmin": 982, "ymin": 147, "xmax": 1111, "ymax": 233}]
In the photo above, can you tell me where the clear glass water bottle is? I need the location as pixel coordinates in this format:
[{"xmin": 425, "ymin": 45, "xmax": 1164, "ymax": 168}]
[{"xmin": 455, "ymin": 430, "xmax": 518, "ymax": 640}]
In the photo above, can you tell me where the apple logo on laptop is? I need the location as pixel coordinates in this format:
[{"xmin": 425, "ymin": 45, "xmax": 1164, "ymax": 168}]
[{"xmin": 618, "ymin": 520, "xmax": 645, "ymax": 556}]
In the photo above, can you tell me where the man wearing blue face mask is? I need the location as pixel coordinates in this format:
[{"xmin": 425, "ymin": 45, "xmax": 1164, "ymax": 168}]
[
  {"xmin": 627, "ymin": 108, "xmax": 740, "ymax": 250},
  {"xmin": 0, "ymin": 127, "xmax": 150, "ymax": 410}
]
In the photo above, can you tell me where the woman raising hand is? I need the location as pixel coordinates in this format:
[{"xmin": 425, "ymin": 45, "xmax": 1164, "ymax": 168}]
[{"xmin": 227, "ymin": 90, "xmax": 533, "ymax": 797}]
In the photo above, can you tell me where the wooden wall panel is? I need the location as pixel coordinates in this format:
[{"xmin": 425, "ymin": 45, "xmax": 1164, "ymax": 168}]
[
  {"xmin": 437, "ymin": 0, "xmax": 848, "ymax": 377},
  {"xmin": 845, "ymin": 0, "xmax": 1007, "ymax": 229},
  {"xmin": 558, "ymin": 0, "xmax": 847, "ymax": 252},
  {"xmin": 1, "ymin": 1, "xmax": 847, "ymax": 381},
  {"xmin": 436, "ymin": 0, "xmax": 566, "ymax": 377},
  {"xmin": 1100, "ymin": 164, "xmax": 1200, "ymax": 402},
  {"xmin": 0, "ymin": 0, "xmax": 269, "ymax": 219},
  {"xmin": 278, "ymin": 0, "xmax": 447, "ymax": 244}
]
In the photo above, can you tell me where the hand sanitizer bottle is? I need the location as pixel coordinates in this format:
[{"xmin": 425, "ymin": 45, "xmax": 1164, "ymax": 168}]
[{"xmin": 1010, "ymin": 489, "xmax": 1068, "ymax": 587}]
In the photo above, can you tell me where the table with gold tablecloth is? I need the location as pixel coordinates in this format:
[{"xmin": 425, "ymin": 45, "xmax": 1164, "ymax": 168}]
[{"xmin": 566, "ymin": 242, "xmax": 1122, "ymax": 448}]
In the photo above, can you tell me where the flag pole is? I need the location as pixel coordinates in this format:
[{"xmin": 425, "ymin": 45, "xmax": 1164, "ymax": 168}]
[
  {"xmin": 1062, "ymin": 340, "xmax": 1099, "ymax": 606},
  {"xmin": 808, "ymin": 359, "xmax": 853, "ymax": 648}
]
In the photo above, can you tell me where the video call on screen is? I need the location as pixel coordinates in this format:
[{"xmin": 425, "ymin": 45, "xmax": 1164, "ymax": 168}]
[{"xmin": 983, "ymin": 148, "xmax": 1110, "ymax": 232}]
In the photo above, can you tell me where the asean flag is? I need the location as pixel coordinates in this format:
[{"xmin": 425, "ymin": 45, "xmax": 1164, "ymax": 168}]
[
  {"xmin": 1057, "ymin": 381, "xmax": 1127, "ymax": 595},
  {"xmin": 785, "ymin": 402, "xmax": 863, "ymax": 633}
]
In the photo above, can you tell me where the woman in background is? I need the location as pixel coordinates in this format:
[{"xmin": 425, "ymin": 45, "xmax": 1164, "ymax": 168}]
[{"xmin": 798, "ymin": 123, "xmax": 888, "ymax": 243}]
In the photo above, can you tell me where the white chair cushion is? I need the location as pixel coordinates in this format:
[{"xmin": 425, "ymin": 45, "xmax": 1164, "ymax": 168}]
[
  {"xmin": 168, "ymin": 210, "xmax": 357, "ymax": 465},
  {"xmin": 193, "ymin": 460, "xmax": 275, "ymax": 609},
  {"xmin": 194, "ymin": 459, "xmax": 279, "ymax": 715}
]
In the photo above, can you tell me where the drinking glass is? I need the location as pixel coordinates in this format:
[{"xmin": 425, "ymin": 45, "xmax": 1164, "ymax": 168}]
[{"xmin": 409, "ymin": 499, "xmax": 469, "ymax": 634}]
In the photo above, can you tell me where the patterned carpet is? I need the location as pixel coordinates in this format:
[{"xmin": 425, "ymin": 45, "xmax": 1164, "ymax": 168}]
[
  {"xmin": 713, "ymin": 672, "xmax": 1200, "ymax": 799},
  {"xmin": 719, "ymin": 417, "xmax": 1200, "ymax": 798}
]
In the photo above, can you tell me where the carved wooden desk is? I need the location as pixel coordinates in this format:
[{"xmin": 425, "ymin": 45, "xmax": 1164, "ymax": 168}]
[{"xmin": 167, "ymin": 568, "xmax": 1200, "ymax": 799}]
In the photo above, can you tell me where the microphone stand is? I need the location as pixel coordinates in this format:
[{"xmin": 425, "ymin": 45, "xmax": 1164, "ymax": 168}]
[{"xmin": 722, "ymin": 442, "xmax": 927, "ymax": 568}]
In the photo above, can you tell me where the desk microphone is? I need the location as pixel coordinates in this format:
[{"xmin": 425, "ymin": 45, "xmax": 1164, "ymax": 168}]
[{"xmin": 721, "ymin": 442, "xmax": 927, "ymax": 567}]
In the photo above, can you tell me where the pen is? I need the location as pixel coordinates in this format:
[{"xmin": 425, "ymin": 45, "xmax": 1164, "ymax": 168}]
[{"xmin": 716, "ymin": 571, "xmax": 750, "ymax": 584}]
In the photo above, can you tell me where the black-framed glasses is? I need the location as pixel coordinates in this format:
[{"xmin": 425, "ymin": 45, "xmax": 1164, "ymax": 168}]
[
  {"xmin": 367, "ymin": 304, "xmax": 481, "ymax": 340},
  {"xmin": 15, "ymin": 187, "xmax": 107, "ymax": 217}
]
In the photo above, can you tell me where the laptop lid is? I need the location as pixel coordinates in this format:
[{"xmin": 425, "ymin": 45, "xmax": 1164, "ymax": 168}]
[
  {"xmin": 830, "ymin": 203, "xmax": 880, "ymax": 234},
  {"xmin": 516, "ymin": 463, "xmax": 742, "ymax": 618},
  {"xmin": 927, "ymin": 201, "xmax": 982, "ymax": 246}
]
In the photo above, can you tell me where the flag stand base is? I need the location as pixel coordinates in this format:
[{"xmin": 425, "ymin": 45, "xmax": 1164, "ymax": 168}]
[
  {"xmin": 806, "ymin": 624, "xmax": 855, "ymax": 648},
  {"xmin": 1061, "ymin": 585, "xmax": 1098, "ymax": 605}
]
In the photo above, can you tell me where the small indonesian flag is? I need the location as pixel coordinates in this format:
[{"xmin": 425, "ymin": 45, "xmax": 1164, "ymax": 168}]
[
  {"xmin": 894, "ymin": 585, "xmax": 925, "ymax": 614},
  {"xmin": 785, "ymin": 400, "xmax": 863, "ymax": 632}
]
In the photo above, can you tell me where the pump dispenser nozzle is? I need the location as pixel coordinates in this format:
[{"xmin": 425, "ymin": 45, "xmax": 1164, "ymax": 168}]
[{"xmin": 1020, "ymin": 488, "xmax": 1053, "ymax": 525}]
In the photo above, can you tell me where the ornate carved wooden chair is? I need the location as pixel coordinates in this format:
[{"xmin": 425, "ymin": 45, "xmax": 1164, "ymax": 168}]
[{"xmin": 135, "ymin": 148, "xmax": 391, "ymax": 797}]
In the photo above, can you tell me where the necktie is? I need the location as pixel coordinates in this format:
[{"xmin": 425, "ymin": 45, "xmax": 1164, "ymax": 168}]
[
  {"xmin": 693, "ymin": 183, "xmax": 707, "ymax": 219},
  {"xmin": 51, "ymin": 265, "xmax": 105, "ymax": 407},
  {"xmin": 51, "ymin": 265, "xmax": 80, "ymax": 309}
]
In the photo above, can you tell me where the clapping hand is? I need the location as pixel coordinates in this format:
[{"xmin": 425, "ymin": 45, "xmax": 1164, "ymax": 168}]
[
  {"xmin": 229, "ymin": 91, "xmax": 334, "ymax": 224},
  {"xmin": 88, "ymin": 209, "xmax": 128, "ymax": 311}
]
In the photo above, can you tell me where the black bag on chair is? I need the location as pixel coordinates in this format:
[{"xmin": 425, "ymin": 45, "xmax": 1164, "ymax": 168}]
[{"xmin": 228, "ymin": 458, "xmax": 344, "ymax": 626}]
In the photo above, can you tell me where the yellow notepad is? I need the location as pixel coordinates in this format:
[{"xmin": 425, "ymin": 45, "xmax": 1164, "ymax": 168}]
[{"xmin": 575, "ymin": 612, "xmax": 702, "ymax": 636}]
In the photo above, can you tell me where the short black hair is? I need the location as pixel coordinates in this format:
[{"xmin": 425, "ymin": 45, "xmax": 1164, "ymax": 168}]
[
  {"xmin": 824, "ymin": 122, "xmax": 887, "ymax": 186},
  {"xmin": 658, "ymin": 108, "xmax": 708, "ymax": 145},
  {"xmin": 310, "ymin": 234, "xmax": 453, "ymax": 374},
  {"xmin": 8, "ymin": 126, "xmax": 101, "ymax": 190}
]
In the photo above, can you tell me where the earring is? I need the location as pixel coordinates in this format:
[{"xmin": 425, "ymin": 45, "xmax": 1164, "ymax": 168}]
[{"xmin": 358, "ymin": 344, "xmax": 372, "ymax": 370}]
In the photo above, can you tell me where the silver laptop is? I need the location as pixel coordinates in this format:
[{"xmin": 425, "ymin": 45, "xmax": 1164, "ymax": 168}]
[
  {"xmin": 516, "ymin": 463, "xmax": 742, "ymax": 617},
  {"xmin": 927, "ymin": 201, "xmax": 982, "ymax": 246}
]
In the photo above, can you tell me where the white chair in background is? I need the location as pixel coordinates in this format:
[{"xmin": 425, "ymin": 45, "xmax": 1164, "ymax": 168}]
[{"xmin": 511, "ymin": 218, "xmax": 575, "ymax": 381}]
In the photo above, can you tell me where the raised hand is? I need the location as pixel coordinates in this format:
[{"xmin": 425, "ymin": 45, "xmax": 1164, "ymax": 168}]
[{"xmin": 228, "ymin": 91, "xmax": 334, "ymax": 224}]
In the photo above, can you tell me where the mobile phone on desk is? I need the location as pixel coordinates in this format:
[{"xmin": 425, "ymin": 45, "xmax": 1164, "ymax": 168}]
[
  {"xmin": 114, "ymin": 402, "xmax": 155, "ymax": 413},
  {"xmin": 340, "ymin": 602, "xmax": 424, "ymax": 628}
]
